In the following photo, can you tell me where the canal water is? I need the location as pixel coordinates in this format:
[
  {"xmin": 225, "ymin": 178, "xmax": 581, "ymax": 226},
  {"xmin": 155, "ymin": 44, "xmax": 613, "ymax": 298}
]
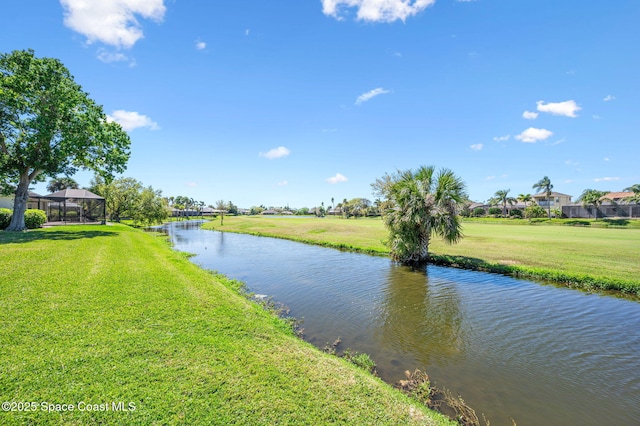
[{"xmin": 158, "ymin": 221, "xmax": 640, "ymax": 425}]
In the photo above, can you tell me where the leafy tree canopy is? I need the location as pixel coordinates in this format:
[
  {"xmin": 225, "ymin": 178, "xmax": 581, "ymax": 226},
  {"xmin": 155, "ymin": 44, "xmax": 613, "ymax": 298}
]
[{"xmin": 0, "ymin": 49, "xmax": 130, "ymax": 231}]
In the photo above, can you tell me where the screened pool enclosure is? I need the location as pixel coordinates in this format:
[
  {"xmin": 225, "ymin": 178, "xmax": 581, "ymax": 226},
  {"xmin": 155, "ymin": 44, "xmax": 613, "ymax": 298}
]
[{"xmin": 45, "ymin": 189, "xmax": 106, "ymax": 224}]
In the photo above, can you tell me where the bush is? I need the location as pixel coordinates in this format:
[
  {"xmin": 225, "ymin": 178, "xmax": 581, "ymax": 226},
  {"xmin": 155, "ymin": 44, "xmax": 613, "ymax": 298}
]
[
  {"xmin": 488, "ymin": 207, "xmax": 502, "ymax": 216},
  {"xmin": 24, "ymin": 209, "xmax": 47, "ymax": 229},
  {"xmin": 510, "ymin": 209, "xmax": 523, "ymax": 218},
  {"xmin": 0, "ymin": 208, "xmax": 12, "ymax": 230},
  {"xmin": 525, "ymin": 205, "xmax": 547, "ymax": 219},
  {"xmin": 472, "ymin": 207, "xmax": 485, "ymax": 217}
]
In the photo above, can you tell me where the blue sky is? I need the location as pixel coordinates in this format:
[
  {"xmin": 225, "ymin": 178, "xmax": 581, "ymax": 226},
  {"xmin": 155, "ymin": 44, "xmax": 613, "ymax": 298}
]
[{"xmin": 2, "ymin": 0, "xmax": 639, "ymax": 208}]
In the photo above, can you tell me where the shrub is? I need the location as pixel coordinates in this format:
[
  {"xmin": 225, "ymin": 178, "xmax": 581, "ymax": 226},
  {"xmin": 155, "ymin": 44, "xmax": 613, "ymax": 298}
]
[
  {"xmin": 525, "ymin": 205, "xmax": 547, "ymax": 219},
  {"xmin": 472, "ymin": 207, "xmax": 485, "ymax": 217},
  {"xmin": 510, "ymin": 209, "xmax": 523, "ymax": 218},
  {"xmin": 488, "ymin": 207, "xmax": 502, "ymax": 216},
  {"xmin": 24, "ymin": 209, "xmax": 47, "ymax": 229},
  {"xmin": 0, "ymin": 208, "xmax": 12, "ymax": 230}
]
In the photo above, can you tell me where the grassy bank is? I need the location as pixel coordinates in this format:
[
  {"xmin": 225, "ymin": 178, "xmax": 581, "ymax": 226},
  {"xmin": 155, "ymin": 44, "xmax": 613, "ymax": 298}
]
[
  {"xmin": 0, "ymin": 224, "xmax": 452, "ymax": 425},
  {"xmin": 202, "ymin": 216, "xmax": 640, "ymax": 296}
]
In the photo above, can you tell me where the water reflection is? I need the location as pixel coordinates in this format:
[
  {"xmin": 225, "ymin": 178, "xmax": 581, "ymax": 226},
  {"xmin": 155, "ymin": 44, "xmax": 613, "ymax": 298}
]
[{"xmin": 376, "ymin": 265, "xmax": 466, "ymax": 369}]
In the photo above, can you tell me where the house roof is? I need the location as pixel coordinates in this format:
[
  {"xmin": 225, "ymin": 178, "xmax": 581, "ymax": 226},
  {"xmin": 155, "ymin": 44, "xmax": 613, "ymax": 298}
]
[
  {"xmin": 45, "ymin": 189, "xmax": 104, "ymax": 200},
  {"xmin": 532, "ymin": 191, "xmax": 572, "ymax": 198},
  {"xmin": 602, "ymin": 191, "xmax": 634, "ymax": 200}
]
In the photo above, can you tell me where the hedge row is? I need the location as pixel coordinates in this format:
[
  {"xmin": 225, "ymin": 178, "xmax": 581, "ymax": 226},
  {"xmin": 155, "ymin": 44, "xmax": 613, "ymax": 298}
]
[{"xmin": 0, "ymin": 208, "xmax": 47, "ymax": 230}]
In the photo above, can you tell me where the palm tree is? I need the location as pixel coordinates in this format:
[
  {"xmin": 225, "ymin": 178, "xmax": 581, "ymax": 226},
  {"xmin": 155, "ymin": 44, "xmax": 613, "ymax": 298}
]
[
  {"xmin": 578, "ymin": 189, "xmax": 608, "ymax": 220},
  {"xmin": 46, "ymin": 176, "xmax": 79, "ymax": 193},
  {"xmin": 532, "ymin": 176, "xmax": 554, "ymax": 219},
  {"xmin": 373, "ymin": 166, "xmax": 467, "ymax": 266},
  {"xmin": 624, "ymin": 184, "xmax": 640, "ymax": 203},
  {"xmin": 518, "ymin": 193, "xmax": 532, "ymax": 207},
  {"xmin": 491, "ymin": 189, "xmax": 517, "ymax": 217}
]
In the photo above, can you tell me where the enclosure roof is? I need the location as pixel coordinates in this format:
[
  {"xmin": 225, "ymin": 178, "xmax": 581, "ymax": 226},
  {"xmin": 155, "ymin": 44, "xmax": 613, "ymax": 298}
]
[{"xmin": 45, "ymin": 189, "xmax": 104, "ymax": 201}]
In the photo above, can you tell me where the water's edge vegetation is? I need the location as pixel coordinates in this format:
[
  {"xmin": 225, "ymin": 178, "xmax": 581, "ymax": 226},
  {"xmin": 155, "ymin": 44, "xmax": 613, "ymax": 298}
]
[{"xmin": 201, "ymin": 216, "xmax": 640, "ymax": 298}]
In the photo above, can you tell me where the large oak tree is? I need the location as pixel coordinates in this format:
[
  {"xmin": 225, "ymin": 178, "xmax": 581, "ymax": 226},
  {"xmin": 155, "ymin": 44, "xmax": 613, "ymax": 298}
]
[{"xmin": 0, "ymin": 49, "xmax": 130, "ymax": 231}]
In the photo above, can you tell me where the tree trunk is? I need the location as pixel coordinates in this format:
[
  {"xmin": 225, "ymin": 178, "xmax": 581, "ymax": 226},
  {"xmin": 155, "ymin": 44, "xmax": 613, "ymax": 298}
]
[{"xmin": 6, "ymin": 172, "xmax": 31, "ymax": 231}]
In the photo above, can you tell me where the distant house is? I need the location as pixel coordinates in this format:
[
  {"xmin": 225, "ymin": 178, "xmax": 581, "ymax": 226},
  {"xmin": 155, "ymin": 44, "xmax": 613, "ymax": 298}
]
[
  {"xmin": 563, "ymin": 191, "xmax": 639, "ymax": 219},
  {"xmin": 261, "ymin": 209, "xmax": 278, "ymax": 215},
  {"xmin": 532, "ymin": 191, "xmax": 573, "ymax": 210},
  {"xmin": 602, "ymin": 192, "xmax": 635, "ymax": 203},
  {"xmin": 0, "ymin": 192, "xmax": 48, "ymax": 211}
]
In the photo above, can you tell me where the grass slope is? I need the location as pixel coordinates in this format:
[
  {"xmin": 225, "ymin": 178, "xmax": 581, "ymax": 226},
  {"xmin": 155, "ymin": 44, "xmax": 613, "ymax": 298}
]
[
  {"xmin": 203, "ymin": 216, "xmax": 640, "ymax": 295},
  {"xmin": 0, "ymin": 224, "xmax": 452, "ymax": 425}
]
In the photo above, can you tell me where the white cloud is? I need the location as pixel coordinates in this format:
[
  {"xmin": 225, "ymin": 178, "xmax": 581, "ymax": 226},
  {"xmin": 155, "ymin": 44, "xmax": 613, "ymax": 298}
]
[
  {"xmin": 61, "ymin": 0, "xmax": 166, "ymax": 49},
  {"xmin": 107, "ymin": 110, "xmax": 159, "ymax": 131},
  {"xmin": 493, "ymin": 134, "xmax": 510, "ymax": 142},
  {"xmin": 515, "ymin": 127, "xmax": 553, "ymax": 143},
  {"xmin": 326, "ymin": 173, "xmax": 348, "ymax": 184},
  {"xmin": 536, "ymin": 100, "xmax": 581, "ymax": 118},
  {"xmin": 485, "ymin": 175, "xmax": 496, "ymax": 181},
  {"xmin": 97, "ymin": 50, "xmax": 132, "ymax": 64},
  {"xmin": 592, "ymin": 115, "xmax": 601, "ymax": 120},
  {"xmin": 195, "ymin": 41, "xmax": 206, "ymax": 50},
  {"xmin": 470, "ymin": 144, "xmax": 483, "ymax": 151},
  {"xmin": 245, "ymin": 29, "xmax": 250, "ymax": 36},
  {"xmin": 259, "ymin": 146, "xmax": 290, "ymax": 159},
  {"xmin": 522, "ymin": 111, "xmax": 538, "ymax": 120},
  {"xmin": 355, "ymin": 88, "xmax": 391, "ymax": 105},
  {"xmin": 277, "ymin": 180, "xmax": 288, "ymax": 186},
  {"xmin": 565, "ymin": 159, "xmax": 579, "ymax": 166},
  {"xmin": 603, "ymin": 95, "xmax": 615, "ymax": 102},
  {"xmin": 594, "ymin": 177, "xmax": 620, "ymax": 182},
  {"xmin": 604, "ymin": 157, "xmax": 610, "ymax": 162},
  {"xmin": 186, "ymin": 182, "xmax": 197, "ymax": 188},
  {"xmin": 322, "ymin": 0, "xmax": 435, "ymax": 23}
]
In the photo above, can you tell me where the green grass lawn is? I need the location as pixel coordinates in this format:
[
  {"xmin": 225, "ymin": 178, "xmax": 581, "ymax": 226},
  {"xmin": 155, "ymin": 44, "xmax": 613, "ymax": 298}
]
[
  {"xmin": 0, "ymin": 224, "xmax": 452, "ymax": 425},
  {"xmin": 203, "ymin": 216, "xmax": 640, "ymax": 295}
]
